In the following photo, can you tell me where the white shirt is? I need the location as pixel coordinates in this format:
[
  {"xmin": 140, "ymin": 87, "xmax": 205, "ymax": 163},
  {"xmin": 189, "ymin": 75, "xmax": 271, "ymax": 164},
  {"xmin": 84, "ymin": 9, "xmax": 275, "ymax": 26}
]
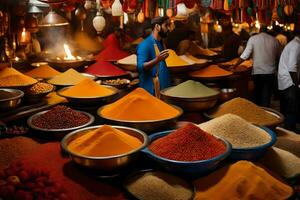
[
  {"xmin": 278, "ymin": 37, "xmax": 300, "ymax": 90},
  {"xmin": 240, "ymin": 32, "xmax": 281, "ymax": 74}
]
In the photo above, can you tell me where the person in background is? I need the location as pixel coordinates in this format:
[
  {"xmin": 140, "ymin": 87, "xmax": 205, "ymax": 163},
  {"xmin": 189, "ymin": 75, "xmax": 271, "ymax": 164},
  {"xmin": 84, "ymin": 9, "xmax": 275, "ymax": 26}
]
[
  {"xmin": 235, "ymin": 25, "xmax": 281, "ymax": 107},
  {"xmin": 221, "ymin": 23, "xmax": 241, "ymax": 61},
  {"xmin": 102, "ymin": 27, "xmax": 133, "ymax": 50},
  {"xmin": 273, "ymin": 25, "xmax": 288, "ymax": 50},
  {"xmin": 136, "ymin": 16, "xmax": 171, "ymax": 95},
  {"xmin": 176, "ymin": 30, "xmax": 197, "ymax": 55},
  {"xmin": 277, "ymin": 30, "xmax": 300, "ymax": 131}
]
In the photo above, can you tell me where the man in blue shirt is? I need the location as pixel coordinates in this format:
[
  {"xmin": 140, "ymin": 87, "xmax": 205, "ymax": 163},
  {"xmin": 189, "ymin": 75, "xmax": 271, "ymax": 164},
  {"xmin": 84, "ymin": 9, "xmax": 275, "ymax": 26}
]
[{"xmin": 136, "ymin": 16, "xmax": 171, "ymax": 95}]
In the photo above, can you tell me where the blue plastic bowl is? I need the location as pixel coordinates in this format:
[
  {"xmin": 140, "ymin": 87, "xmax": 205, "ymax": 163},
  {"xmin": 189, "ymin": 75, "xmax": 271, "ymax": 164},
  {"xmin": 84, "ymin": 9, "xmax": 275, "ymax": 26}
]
[
  {"xmin": 230, "ymin": 126, "xmax": 277, "ymax": 161},
  {"xmin": 142, "ymin": 130, "xmax": 232, "ymax": 177}
]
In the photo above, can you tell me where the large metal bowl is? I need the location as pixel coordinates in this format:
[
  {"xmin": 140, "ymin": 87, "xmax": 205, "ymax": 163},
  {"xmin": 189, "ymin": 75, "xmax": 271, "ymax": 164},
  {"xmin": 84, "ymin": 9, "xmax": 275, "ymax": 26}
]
[
  {"xmin": 97, "ymin": 105, "xmax": 183, "ymax": 134},
  {"xmin": 0, "ymin": 88, "xmax": 24, "ymax": 110},
  {"xmin": 61, "ymin": 125, "xmax": 149, "ymax": 171},
  {"xmin": 27, "ymin": 110, "xmax": 94, "ymax": 139},
  {"xmin": 160, "ymin": 87, "xmax": 220, "ymax": 111},
  {"xmin": 45, "ymin": 58, "xmax": 95, "ymax": 72},
  {"xmin": 57, "ymin": 85, "xmax": 119, "ymax": 106}
]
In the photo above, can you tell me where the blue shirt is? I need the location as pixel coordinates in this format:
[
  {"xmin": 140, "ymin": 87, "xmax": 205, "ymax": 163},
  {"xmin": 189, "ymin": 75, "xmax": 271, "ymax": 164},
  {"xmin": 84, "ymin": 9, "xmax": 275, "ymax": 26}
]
[{"xmin": 136, "ymin": 34, "xmax": 171, "ymax": 95}]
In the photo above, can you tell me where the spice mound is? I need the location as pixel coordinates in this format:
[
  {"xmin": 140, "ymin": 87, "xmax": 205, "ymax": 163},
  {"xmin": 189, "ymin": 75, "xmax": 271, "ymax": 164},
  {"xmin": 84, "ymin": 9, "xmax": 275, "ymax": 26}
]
[
  {"xmin": 117, "ymin": 54, "xmax": 137, "ymax": 66},
  {"xmin": 210, "ymin": 97, "xmax": 279, "ymax": 125},
  {"xmin": 199, "ymin": 114, "xmax": 272, "ymax": 148},
  {"xmin": 149, "ymin": 123, "xmax": 226, "ymax": 161},
  {"xmin": 68, "ymin": 125, "xmax": 142, "ymax": 157},
  {"xmin": 193, "ymin": 160, "xmax": 293, "ymax": 200},
  {"xmin": 125, "ymin": 171, "xmax": 193, "ymax": 200},
  {"xmin": 166, "ymin": 49, "xmax": 191, "ymax": 67},
  {"xmin": 84, "ymin": 60, "xmax": 127, "ymax": 76},
  {"xmin": 25, "ymin": 64, "xmax": 60, "ymax": 79},
  {"xmin": 100, "ymin": 88, "xmax": 181, "ymax": 121},
  {"xmin": 163, "ymin": 80, "xmax": 219, "ymax": 98},
  {"xmin": 26, "ymin": 82, "xmax": 54, "ymax": 95},
  {"xmin": 59, "ymin": 79, "xmax": 114, "ymax": 98},
  {"xmin": 190, "ymin": 65, "xmax": 233, "ymax": 78},
  {"xmin": 47, "ymin": 69, "xmax": 87, "ymax": 86},
  {"xmin": 31, "ymin": 105, "xmax": 90, "ymax": 129},
  {"xmin": 0, "ymin": 68, "xmax": 37, "ymax": 87}
]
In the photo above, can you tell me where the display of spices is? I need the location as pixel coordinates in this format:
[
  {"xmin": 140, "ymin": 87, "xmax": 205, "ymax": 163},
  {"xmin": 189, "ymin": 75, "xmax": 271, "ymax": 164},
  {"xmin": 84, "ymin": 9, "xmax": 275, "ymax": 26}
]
[
  {"xmin": 59, "ymin": 79, "xmax": 114, "ymax": 98},
  {"xmin": 100, "ymin": 88, "xmax": 181, "ymax": 121},
  {"xmin": 125, "ymin": 171, "xmax": 194, "ymax": 200},
  {"xmin": 199, "ymin": 114, "xmax": 272, "ymax": 148},
  {"xmin": 25, "ymin": 64, "xmax": 60, "ymax": 79},
  {"xmin": 219, "ymin": 58, "xmax": 253, "ymax": 68},
  {"xmin": 31, "ymin": 105, "xmax": 90, "ymax": 129},
  {"xmin": 47, "ymin": 69, "xmax": 87, "ymax": 86},
  {"xmin": 180, "ymin": 54, "xmax": 208, "ymax": 64},
  {"xmin": 84, "ymin": 60, "xmax": 128, "ymax": 77},
  {"xmin": 0, "ymin": 125, "xmax": 29, "ymax": 136},
  {"xmin": 0, "ymin": 161, "xmax": 69, "ymax": 200},
  {"xmin": 190, "ymin": 65, "xmax": 233, "ymax": 78},
  {"xmin": 260, "ymin": 147, "xmax": 300, "ymax": 178},
  {"xmin": 117, "ymin": 54, "xmax": 137, "ymax": 66},
  {"xmin": 0, "ymin": 67, "xmax": 37, "ymax": 87},
  {"xmin": 149, "ymin": 123, "xmax": 226, "ymax": 161},
  {"xmin": 0, "ymin": 137, "xmax": 40, "ymax": 170},
  {"xmin": 26, "ymin": 82, "xmax": 54, "ymax": 95},
  {"xmin": 68, "ymin": 125, "xmax": 142, "ymax": 157},
  {"xmin": 0, "ymin": 68, "xmax": 21, "ymax": 79},
  {"xmin": 163, "ymin": 80, "xmax": 219, "ymax": 98},
  {"xmin": 0, "ymin": 90, "xmax": 16, "ymax": 99},
  {"xmin": 210, "ymin": 97, "xmax": 279, "ymax": 125},
  {"xmin": 103, "ymin": 78, "xmax": 129, "ymax": 85},
  {"xmin": 96, "ymin": 45, "xmax": 129, "ymax": 62},
  {"xmin": 193, "ymin": 161, "xmax": 293, "ymax": 200},
  {"xmin": 165, "ymin": 49, "xmax": 191, "ymax": 67},
  {"xmin": 275, "ymin": 127, "xmax": 300, "ymax": 157}
]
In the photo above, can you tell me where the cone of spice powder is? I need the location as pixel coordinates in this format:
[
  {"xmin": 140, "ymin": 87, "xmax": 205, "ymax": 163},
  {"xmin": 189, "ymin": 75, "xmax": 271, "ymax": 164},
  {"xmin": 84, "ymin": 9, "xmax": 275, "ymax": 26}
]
[
  {"xmin": 117, "ymin": 54, "xmax": 137, "ymax": 66},
  {"xmin": 165, "ymin": 49, "xmax": 191, "ymax": 67},
  {"xmin": 25, "ymin": 64, "xmax": 60, "ymax": 79},
  {"xmin": 190, "ymin": 65, "xmax": 233, "ymax": 78},
  {"xmin": 84, "ymin": 60, "xmax": 128, "ymax": 77},
  {"xmin": 0, "ymin": 67, "xmax": 37, "ymax": 86},
  {"xmin": 47, "ymin": 69, "xmax": 87, "ymax": 86},
  {"xmin": 96, "ymin": 46, "xmax": 129, "ymax": 62}
]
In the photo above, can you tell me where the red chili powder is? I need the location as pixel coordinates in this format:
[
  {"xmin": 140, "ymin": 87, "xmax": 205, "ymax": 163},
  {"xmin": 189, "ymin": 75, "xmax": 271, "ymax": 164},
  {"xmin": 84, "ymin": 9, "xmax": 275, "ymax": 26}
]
[
  {"xmin": 96, "ymin": 46, "xmax": 129, "ymax": 62},
  {"xmin": 84, "ymin": 60, "xmax": 127, "ymax": 76},
  {"xmin": 149, "ymin": 123, "xmax": 226, "ymax": 161}
]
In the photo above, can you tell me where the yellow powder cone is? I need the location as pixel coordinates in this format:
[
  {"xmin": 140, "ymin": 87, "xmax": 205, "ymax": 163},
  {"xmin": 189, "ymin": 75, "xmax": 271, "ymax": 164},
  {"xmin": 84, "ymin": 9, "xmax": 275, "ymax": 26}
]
[
  {"xmin": 47, "ymin": 68, "xmax": 87, "ymax": 85},
  {"xmin": 166, "ymin": 49, "xmax": 191, "ymax": 67},
  {"xmin": 100, "ymin": 88, "xmax": 181, "ymax": 121},
  {"xmin": 0, "ymin": 67, "xmax": 24, "ymax": 78},
  {"xmin": 117, "ymin": 54, "xmax": 137, "ymax": 66},
  {"xmin": 60, "ymin": 78, "xmax": 114, "ymax": 97},
  {"xmin": 0, "ymin": 67, "xmax": 37, "ymax": 86},
  {"xmin": 25, "ymin": 65, "xmax": 60, "ymax": 79},
  {"xmin": 68, "ymin": 125, "xmax": 142, "ymax": 157},
  {"xmin": 190, "ymin": 65, "xmax": 233, "ymax": 78}
]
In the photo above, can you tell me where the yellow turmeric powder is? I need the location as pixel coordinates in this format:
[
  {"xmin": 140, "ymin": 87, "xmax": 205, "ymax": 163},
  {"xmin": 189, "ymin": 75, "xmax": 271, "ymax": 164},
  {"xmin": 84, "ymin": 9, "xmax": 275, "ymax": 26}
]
[
  {"xmin": 25, "ymin": 64, "xmax": 60, "ymax": 79},
  {"xmin": 193, "ymin": 160, "xmax": 293, "ymax": 200},
  {"xmin": 100, "ymin": 88, "xmax": 181, "ymax": 121},
  {"xmin": 0, "ymin": 67, "xmax": 21, "ymax": 78},
  {"xmin": 47, "ymin": 68, "xmax": 87, "ymax": 86},
  {"xmin": 0, "ymin": 67, "xmax": 37, "ymax": 86},
  {"xmin": 68, "ymin": 125, "xmax": 142, "ymax": 156},
  {"xmin": 190, "ymin": 65, "xmax": 233, "ymax": 78},
  {"xmin": 166, "ymin": 49, "xmax": 191, "ymax": 67},
  {"xmin": 59, "ymin": 79, "xmax": 114, "ymax": 97}
]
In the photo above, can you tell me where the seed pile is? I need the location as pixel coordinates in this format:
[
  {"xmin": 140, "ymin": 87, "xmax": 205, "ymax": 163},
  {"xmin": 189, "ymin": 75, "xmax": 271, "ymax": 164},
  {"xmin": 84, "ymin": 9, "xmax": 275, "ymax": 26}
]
[
  {"xmin": 199, "ymin": 114, "xmax": 271, "ymax": 148},
  {"xmin": 26, "ymin": 82, "xmax": 54, "ymax": 95},
  {"xmin": 125, "ymin": 171, "xmax": 193, "ymax": 200},
  {"xmin": 210, "ymin": 97, "xmax": 279, "ymax": 125}
]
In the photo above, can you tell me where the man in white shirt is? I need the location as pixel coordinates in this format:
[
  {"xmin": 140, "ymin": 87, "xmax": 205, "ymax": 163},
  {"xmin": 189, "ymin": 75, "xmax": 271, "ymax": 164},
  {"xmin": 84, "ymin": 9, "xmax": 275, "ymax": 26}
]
[
  {"xmin": 236, "ymin": 26, "xmax": 281, "ymax": 107},
  {"xmin": 277, "ymin": 32, "xmax": 300, "ymax": 131}
]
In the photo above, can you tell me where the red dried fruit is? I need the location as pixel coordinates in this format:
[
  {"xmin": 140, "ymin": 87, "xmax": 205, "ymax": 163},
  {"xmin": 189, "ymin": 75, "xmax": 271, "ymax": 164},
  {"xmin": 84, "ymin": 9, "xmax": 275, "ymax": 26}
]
[
  {"xmin": 18, "ymin": 170, "xmax": 30, "ymax": 182},
  {"xmin": 0, "ymin": 179, "xmax": 6, "ymax": 186},
  {"xmin": 0, "ymin": 185, "xmax": 15, "ymax": 198},
  {"xmin": 44, "ymin": 179, "xmax": 54, "ymax": 186},
  {"xmin": 36, "ymin": 181, "xmax": 45, "ymax": 188},
  {"xmin": 15, "ymin": 190, "xmax": 33, "ymax": 200},
  {"xmin": 7, "ymin": 176, "xmax": 20, "ymax": 185},
  {"xmin": 32, "ymin": 188, "xmax": 43, "ymax": 196}
]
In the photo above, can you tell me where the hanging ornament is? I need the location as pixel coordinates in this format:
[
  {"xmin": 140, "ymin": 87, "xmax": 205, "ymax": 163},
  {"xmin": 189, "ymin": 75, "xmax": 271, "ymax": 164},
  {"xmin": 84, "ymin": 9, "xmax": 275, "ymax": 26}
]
[
  {"xmin": 112, "ymin": 0, "xmax": 123, "ymax": 16},
  {"xmin": 176, "ymin": 3, "xmax": 188, "ymax": 18},
  {"xmin": 93, "ymin": 11, "xmax": 106, "ymax": 33},
  {"xmin": 137, "ymin": 9, "xmax": 145, "ymax": 23},
  {"xmin": 166, "ymin": 8, "xmax": 173, "ymax": 17}
]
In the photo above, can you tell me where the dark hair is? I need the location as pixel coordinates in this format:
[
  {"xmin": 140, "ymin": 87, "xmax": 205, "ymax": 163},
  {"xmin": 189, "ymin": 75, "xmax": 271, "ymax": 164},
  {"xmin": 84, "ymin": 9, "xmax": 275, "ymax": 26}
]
[{"xmin": 151, "ymin": 16, "xmax": 169, "ymax": 30}]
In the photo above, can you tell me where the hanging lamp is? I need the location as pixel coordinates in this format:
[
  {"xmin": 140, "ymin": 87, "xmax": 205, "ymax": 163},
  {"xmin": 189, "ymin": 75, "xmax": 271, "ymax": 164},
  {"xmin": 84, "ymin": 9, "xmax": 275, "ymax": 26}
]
[
  {"xmin": 112, "ymin": 0, "xmax": 123, "ymax": 16},
  {"xmin": 93, "ymin": 11, "xmax": 106, "ymax": 33}
]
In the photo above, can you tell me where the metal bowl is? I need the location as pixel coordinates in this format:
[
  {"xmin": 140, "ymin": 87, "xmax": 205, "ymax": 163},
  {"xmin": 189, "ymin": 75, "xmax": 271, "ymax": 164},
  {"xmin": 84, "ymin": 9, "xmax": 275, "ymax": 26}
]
[
  {"xmin": 24, "ymin": 83, "xmax": 56, "ymax": 104},
  {"xmin": 57, "ymin": 85, "xmax": 119, "ymax": 106},
  {"xmin": 160, "ymin": 87, "xmax": 220, "ymax": 111},
  {"xmin": 219, "ymin": 88, "xmax": 237, "ymax": 103},
  {"xmin": 97, "ymin": 105, "xmax": 183, "ymax": 133},
  {"xmin": 0, "ymin": 88, "xmax": 24, "ymax": 111},
  {"xmin": 142, "ymin": 130, "xmax": 231, "ymax": 177},
  {"xmin": 61, "ymin": 125, "xmax": 149, "ymax": 171},
  {"xmin": 27, "ymin": 110, "xmax": 94, "ymax": 139}
]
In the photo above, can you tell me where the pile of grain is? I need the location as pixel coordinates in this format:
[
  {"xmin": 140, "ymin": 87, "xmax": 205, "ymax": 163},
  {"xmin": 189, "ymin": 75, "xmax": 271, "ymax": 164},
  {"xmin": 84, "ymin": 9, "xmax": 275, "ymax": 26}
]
[
  {"xmin": 199, "ymin": 114, "xmax": 271, "ymax": 148},
  {"xmin": 210, "ymin": 97, "xmax": 279, "ymax": 125}
]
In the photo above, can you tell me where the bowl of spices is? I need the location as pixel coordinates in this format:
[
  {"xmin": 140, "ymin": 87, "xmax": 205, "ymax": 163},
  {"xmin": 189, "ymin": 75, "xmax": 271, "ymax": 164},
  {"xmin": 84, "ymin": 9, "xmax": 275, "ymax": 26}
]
[
  {"xmin": 27, "ymin": 105, "xmax": 94, "ymax": 139},
  {"xmin": 61, "ymin": 125, "xmax": 148, "ymax": 171},
  {"xmin": 124, "ymin": 170, "xmax": 194, "ymax": 200},
  {"xmin": 102, "ymin": 78, "xmax": 130, "ymax": 89},
  {"xmin": 199, "ymin": 114, "xmax": 277, "ymax": 161},
  {"xmin": 0, "ymin": 88, "xmax": 24, "ymax": 110},
  {"xmin": 160, "ymin": 80, "xmax": 220, "ymax": 111},
  {"xmin": 24, "ymin": 82, "xmax": 55, "ymax": 103},
  {"xmin": 143, "ymin": 123, "xmax": 231, "ymax": 177}
]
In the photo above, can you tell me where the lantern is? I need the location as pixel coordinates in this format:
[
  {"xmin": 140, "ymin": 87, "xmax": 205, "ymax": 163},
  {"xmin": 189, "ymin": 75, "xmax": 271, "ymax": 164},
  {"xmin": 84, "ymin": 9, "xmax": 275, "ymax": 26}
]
[
  {"xmin": 137, "ymin": 10, "xmax": 145, "ymax": 23},
  {"xmin": 93, "ymin": 11, "xmax": 106, "ymax": 33},
  {"xmin": 18, "ymin": 28, "xmax": 31, "ymax": 45},
  {"xmin": 166, "ymin": 8, "xmax": 173, "ymax": 17},
  {"xmin": 176, "ymin": 3, "xmax": 187, "ymax": 17},
  {"xmin": 112, "ymin": 0, "xmax": 123, "ymax": 16},
  {"xmin": 284, "ymin": 5, "xmax": 293, "ymax": 16}
]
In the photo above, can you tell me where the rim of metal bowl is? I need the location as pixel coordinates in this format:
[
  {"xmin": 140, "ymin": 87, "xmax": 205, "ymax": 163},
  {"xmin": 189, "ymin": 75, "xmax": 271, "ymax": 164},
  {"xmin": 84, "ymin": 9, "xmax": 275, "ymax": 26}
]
[
  {"xmin": 143, "ymin": 130, "xmax": 232, "ymax": 164},
  {"xmin": 97, "ymin": 104, "xmax": 183, "ymax": 123},
  {"xmin": 57, "ymin": 85, "xmax": 119, "ymax": 99},
  {"xmin": 61, "ymin": 125, "xmax": 149, "ymax": 159},
  {"xmin": 0, "ymin": 88, "xmax": 24, "ymax": 101},
  {"xmin": 160, "ymin": 86, "xmax": 220, "ymax": 100},
  {"xmin": 231, "ymin": 125, "xmax": 277, "ymax": 151},
  {"xmin": 27, "ymin": 110, "xmax": 94, "ymax": 132},
  {"xmin": 47, "ymin": 73, "xmax": 96, "ymax": 87}
]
